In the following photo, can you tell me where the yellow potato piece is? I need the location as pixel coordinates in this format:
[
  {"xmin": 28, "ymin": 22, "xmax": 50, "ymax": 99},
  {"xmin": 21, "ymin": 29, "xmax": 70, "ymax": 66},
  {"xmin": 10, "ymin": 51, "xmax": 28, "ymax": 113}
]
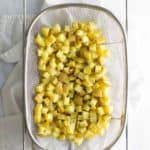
[
  {"xmin": 35, "ymin": 34, "xmax": 45, "ymax": 47},
  {"xmin": 41, "ymin": 27, "xmax": 50, "ymax": 37}
]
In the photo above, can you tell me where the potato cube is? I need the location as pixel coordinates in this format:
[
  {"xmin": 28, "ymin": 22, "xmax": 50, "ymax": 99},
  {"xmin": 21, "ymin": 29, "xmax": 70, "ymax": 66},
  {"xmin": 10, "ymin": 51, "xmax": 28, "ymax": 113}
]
[
  {"xmin": 34, "ymin": 104, "xmax": 42, "ymax": 123},
  {"xmin": 64, "ymin": 25, "xmax": 70, "ymax": 32},
  {"xmin": 74, "ymin": 96, "xmax": 83, "ymax": 105},
  {"xmin": 90, "ymin": 111, "xmax": 97, "ymax": 123},
  {"xmin": 63, "ymin": 97, "xmax": 70, "ymax": 106},
  {"xmin": 65, "ymin": 105, "xmax": 75, "ymax": 114},
  {"xmin": 34, "ymin": 93, "xmax": 44, "ymax": 103},
  {"xmin": 35, "ymin": 84, "xmax": 44, "ymax": 93},
  {"xmin": 35, "ymin": 34, "xmax": 45, "ymax": 47},
  {"xmin": 52, "ymin": 24, "xmax": 61, "ymax": 33},
  {"xmin": 97, "ymin": 107, "xmax": 105, "ymax": 115},
  {"xmin": 45, "ymin": 35, "xmax": 56, "ymax": 45},
  {"xmin": 57, "ymin": 33, "xmax": 66, "ymax": 42},
  {"xmin": 55, "ymin": 82, "xmax": 63, "ymax": 95},
  {"xmin": 103, "ymin": 105, "xmax": 113, "ymax": 114},
  {"xmin": 41, "ymin": 27, "xmax": 50, "ymax": 37}
]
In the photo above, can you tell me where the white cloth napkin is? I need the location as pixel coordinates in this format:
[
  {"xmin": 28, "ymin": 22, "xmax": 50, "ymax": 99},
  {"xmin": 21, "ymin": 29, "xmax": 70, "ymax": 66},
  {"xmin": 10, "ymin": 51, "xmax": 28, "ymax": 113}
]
[{"xmin": 0, "ymin": 0, "xmax": 143, "ymax": 149}]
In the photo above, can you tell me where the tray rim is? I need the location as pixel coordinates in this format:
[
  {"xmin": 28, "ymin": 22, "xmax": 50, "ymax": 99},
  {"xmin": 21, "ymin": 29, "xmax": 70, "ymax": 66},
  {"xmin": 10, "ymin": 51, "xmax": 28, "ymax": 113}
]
[{"xmin": 24, "ymin": 3, "xmax": 128, "ymax": 150}]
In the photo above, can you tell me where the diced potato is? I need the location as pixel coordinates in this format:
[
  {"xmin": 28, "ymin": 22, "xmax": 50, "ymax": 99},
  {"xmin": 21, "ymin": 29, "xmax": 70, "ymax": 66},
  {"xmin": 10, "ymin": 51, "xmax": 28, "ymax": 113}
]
[
  {"xmin": 100, "ymin": 96, "xmax": 110, "ymax": 106},
  {"xmin": 63, "ymin": 84, "xmax": 70, "ymax": 94},
  {"xmin": 83, "ymin": 50, "xmax": 92, "ymax": 62},
  {"xmin": 67, "ymin": 122, "xmax": 76, "ymax": 134},
  {"xmin": 88, "ymin": 22, "xmax": 97, "ymax": 31},
  {"xmin": 78, "ymin": 120, "xmax": 88, "ymax": 127},
  {"xmin": 42, "ymin": 71, "xmax": 50, "ymax": 79},
  {"xmin": 41, "ymin": 27, "xmax": 50, "ymax": 37},
  {"xmin": 52, "ymin": 24, "xmax": 61, "ymax": 33},
  {"xmin": 84, "ymin": 95, "xmax": 90, "ymax": 101},
  {"xmin": 79, "ymin": 22, "xmax": 86, "ymax": 30},
  {"xmin": 83, "ymin": 104, "xmax": 90, "ymax": 111},
  {"xmin": 82, "ymin": 111, "xmax": 89, "ymax": 120},
  {"xmin": 84, "ymin": 66, "xmax": 91, "ymax": 75},
  {"xmin": 44, "ymin": 113, "xmax": 53, "ymax": 122},
  {"xmin": 59, "ymin": 72, "xmax": 68, "ymax": 83},
  {"xmin": 74, "ymin": 84, "xmax": 81, "ymax": 92},
  {"xmin": 103, "ymin": 105, "xmax": 113, "ymax": 114},
  {"xmin": 82, "ymin": 35, "xmax": 89, "ymax": 44},
  {"xmin": 78, "ymin": 127, "xmax": 87, "ymax": 133},
  {"xmin": 64, "ymin": 25, "xmax": 70, "ymax": 32},
  {"xmin": 34, "ymin": 93, "xmax": 44, "ymax": 103},
  {"xmin": 34, "ymin": 104, "xmax": 42, "ymax": 123},
  {"xmin": 35, "ymin": 34, "xmax": 45, "ymax": 47},
  {"xmin": 93, "ymin": 88, "xmax": 102, "ymax": 97},
  {"xmin": 88, "ymin": 123, "xmax": 99, "ymax": 133},
  {"xmin": 41, "ymin": 107, "xmax": 49, "ymax": 114},
  {"xmin": 38, "ymin": 62, "xmax": 46, "ymax": 71},
  {"xmin": 89, "ymin": 111, "xmax": 97, "ymax": 123},
  {"xmin": 63, "ymin": 97, "xmax": 70, "ymax": 106},
  {"xmin": 38, "ymin": 125, "xmax": 51, "ymax": 136},
  {"xmin": 56, "ymin": 51, "xmax": 66, "ymax": 62},
  {"xmin": 57, "ymin": 113, "xmax": 66, "ymax": 120},
  {"xmin": 86, "ymin": 87, "xmax": 93, "ymax": 94},
  {"xmin": 75, "ymin": 79, "xmax": 81, "ymax": 85},
  {"xmin": 62, "ymin": 45, "xmax": 69, "ymax": 54},
  {"xmin": 43, "ymin": 98, "xmax": 50, "ymax": 106},
  {"xmin": 46, "ymin": 92, "xmax": 59, "ymax": 103},
  {"xmin": 57, "ymin": 33, "xmax": 66, "ymax": 42},
  {"xmin": 46, "ymin": 83, "xmax": 54, "ymax": 92},
  {"xmin": 90, "ymin": 98, "xmax": 97, "ymax": 108},
  {"xmin": 83, "ymin": 80, "xmax": 93, "ymax": 88},
  {"xmin": 37, "ymin": 48, "xmax": 43, "ymax": 57},
  {"xmin": 76, "ymin": 106, "xmax": 82, "ymax": 112},
  {"xmin": 89, "ymin": 44, "xmax": 96, "ymax": 52},
  {"xmin": 65, "ymin": 105, "xmax": 75, "ymax": 114},
  {"xmin": 95, "ymin": 65, "xmax": 102, "ymax": 73},
  {"xmin": 69, "ymin": 35, "xmax": 76, "ymax": 43},
  {"xmin": 76, "ymin": 29, "xmax": 84, "ymax": 37},
  {"xmin": 45, "ymin": 46, "xmax": 54, "ymax": 55},
  {"xmin": 51, "ymin": 77, "xmax": 58, "ymax": 85},
  {"xmin": 52, "ymin": 93, "xmax": 60, "ymax": 103},
  {"xmin": 97, "ymin": 107, "xmax": 105, "ymax": 115},
  {"xmin": 45, "ymin": 35, "xmax": 56, "ymax": 46},
  {"xmin": 74, "ymin": 96, "xmax": 83, "ymax": 105},
  {"xmin": 103, "ymin": 115, "xmax": 111, "ymax": 122},
  {"xmin": 72, "ymin": 22, "xmax": 79, "ymax": 30},
  {"xmin": 57, "ymin": 101, "xmax": 64, "ymax": 113},
  {"xmin": 57, "ymin": 62, "xmax": 64, "ymax": 70},
  {"xmin": 35, "ymin": 84, "xmax": 44, "ymax": 93},
  {"xmin": 55, "ymin": 82, "xmax": 63, "ymax": 95}
]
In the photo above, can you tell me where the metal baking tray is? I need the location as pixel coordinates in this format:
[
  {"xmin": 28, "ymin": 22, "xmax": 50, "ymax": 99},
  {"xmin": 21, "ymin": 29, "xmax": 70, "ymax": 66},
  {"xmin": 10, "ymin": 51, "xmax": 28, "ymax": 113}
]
[{"xmin": 24, "ymin": 3, "xmax": 128, "ymax": 150}]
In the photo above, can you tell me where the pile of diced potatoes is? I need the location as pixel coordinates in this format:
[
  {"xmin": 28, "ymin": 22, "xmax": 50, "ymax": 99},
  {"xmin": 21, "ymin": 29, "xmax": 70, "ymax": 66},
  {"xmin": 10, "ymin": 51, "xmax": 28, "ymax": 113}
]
[{"xmin": 34, "ymin": 22, "xmax": 112, "ymax": 145}]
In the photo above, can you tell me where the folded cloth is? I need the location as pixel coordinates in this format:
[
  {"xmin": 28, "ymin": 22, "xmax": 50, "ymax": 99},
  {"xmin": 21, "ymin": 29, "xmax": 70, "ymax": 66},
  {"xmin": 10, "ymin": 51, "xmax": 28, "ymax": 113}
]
[
  {"xmin": 0, "ymin": 115, "xmax": 22, "ymax": 150},
  {"xmin": 0, "ymin": 0, "xmax": 143, "ymax": 149}
]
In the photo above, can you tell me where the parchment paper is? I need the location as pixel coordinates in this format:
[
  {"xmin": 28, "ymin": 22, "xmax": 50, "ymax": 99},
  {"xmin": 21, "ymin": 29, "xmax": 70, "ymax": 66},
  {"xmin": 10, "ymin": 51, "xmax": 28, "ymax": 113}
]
[{"xmin": 25, "ymin": 6, "xmax": 127, "ymax": 150}]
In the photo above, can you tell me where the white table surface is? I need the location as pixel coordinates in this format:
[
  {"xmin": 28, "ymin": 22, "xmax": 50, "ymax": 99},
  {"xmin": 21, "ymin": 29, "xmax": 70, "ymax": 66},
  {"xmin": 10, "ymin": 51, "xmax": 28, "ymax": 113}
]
[{"xmin": 0, "ymin": 0, "xmax": 150, "ymax": 149}]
